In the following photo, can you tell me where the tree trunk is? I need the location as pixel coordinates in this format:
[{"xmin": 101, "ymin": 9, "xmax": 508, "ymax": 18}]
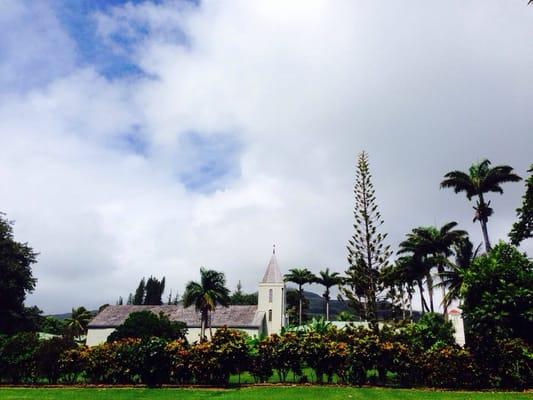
[
  {"xmin": 298, "ymin": 284, "xmax": 303, "ymax": 326},
  {"xmin": 480, "ymin": 219, "xmax": 492, "ymax": 253},
  {"xmin": 438, "ymin": 265, "xmax": 448, "ymax": 317},
  {"xmin": 478, "ymin": 194, "xmax": 492, "ymax": 252},
  {"xmin": 426, "ymin": 273, "xmax": 434, "ymax": 313},
  {"xmin": 417, "ymin": 280, "xmax": 429, "ymax": 313},
  {"xmin": 200, "ymin": 309, "xmax": 207, "ymax": 339},
  {"xmin": 326, "ymin": 299, "xmax": 330, "ymax": 321}
]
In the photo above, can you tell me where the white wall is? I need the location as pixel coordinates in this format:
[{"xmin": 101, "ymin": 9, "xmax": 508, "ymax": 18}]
[
  {"xmin": 86, "ymin": 328, "xmax": 115, "ymax": 346},
  {"xmin": 85, "ymin": 327, "xmax": 260, "ymax": 347}
]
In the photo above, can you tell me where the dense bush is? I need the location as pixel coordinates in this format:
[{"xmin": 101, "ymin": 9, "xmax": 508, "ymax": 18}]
[
  {"xmin": 107, "ymin": 311, "xmax": 187, "ymax": 343},
  {"xmin": 34, "ymin": 337, "xmax": 76, "ymax": 384},
  {"xmin": 0, "ymin": 332, "xmax": 40, "ymax": 383},
  {"xmin": 462, "ymin": 243, "xmax": 532, "ymax": 346},
  {"xmin": 166, "ymin": 339, "xmax": 191, "ymax": 384},
  {"xmin": 423, "ymin": 344, "xmax": 480, "ymax": 388},
  {"xmin": 0, "ymin": 324, "xmax": 531, "ymax": 388}
]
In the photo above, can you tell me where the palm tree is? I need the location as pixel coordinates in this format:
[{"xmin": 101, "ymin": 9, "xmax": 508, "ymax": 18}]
[
  {"xmin": 284, "ymin": 268, "xmax": 316, "ymax": 326},
  {"xmin": 315, "ymin": 268, "xmax": 342, "ymax": 321},
  {"xmin": 436, "ymin": 237, "xmax": 481, "ymax": 311},
  {"xmin": 182, "ymin": 267, "xmax": 230, "ymax": 339},
  {"xmin": 398, "ymin": 232, "xmax": 436, "ymax": 312},
  {"xmin": 65, "ymin": 306, "xmax": 93, "ymax": 340},
  {"xmin": 409, "ymin": 222, "xmax": 467, "ymax": 315},
  {"xmin": 441, "ymin": 159, "xmax": 521, "ymax": 252},
  {"xmin": 396, "ymin": 255, "xmax": 430, "ymax": 314},
  {"xmin": 382, "ymin": 261, "xmax": 417, "ymax": 319}
]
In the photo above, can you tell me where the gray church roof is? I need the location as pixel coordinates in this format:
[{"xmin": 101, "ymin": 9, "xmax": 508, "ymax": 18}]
[
  {"xmin": 261, "ymin": 251, "xmax": 283, "ymax": 283},
  {"xmin": 88, "ymin": 304, "xmax": 263, "ymax": 329}
]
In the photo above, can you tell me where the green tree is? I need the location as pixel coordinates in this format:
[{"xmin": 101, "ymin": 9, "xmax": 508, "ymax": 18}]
[
  {"xmin": 381, "ymin": 261, "xmax": 416, "ymax": 319},
  {"xmin": 510, "ymin": 164, "xmax": 533, "ymax": 245},
  {"xmin": 144, "ymin": 276, "xmax": 165, "ymax": 305},
  {"xmin": 441, "ymin": 159, "xmax": 521, "ymax": 252},
  {"xmin": 284, "ymin": 267, "xmax": 316, "ymax": 326},
  {"xmin": 64, "ymin": 306, "xmax": 93, "ymax": 340},
  {"xmin": 286, "ymin": 288, "xmax": 309, "ymax": 324},
  {"xmin": 230, "ymin": 281, "xmax": 258, "ymax": 305},
  {"xmin": 342, "ymin": 152, "xmax": 391, "ymax": 334},
  {"xmin": 408, "ymin": 223, "xmax": 466, "ymax": 315},
  {"xmin": 396, "ymin": 255, "xmax": 431, "ymax": 314},
  {"xmin": 461, "ymin": 242, "xmax": 532, "ymax": 346},
  {"xmin": 0, "ymin": 213, "xmax": 39, "ymax": 334},
  {"xmin": 38, "ymin": 316, "xmax": 66, "ymax": 335},
  {"xmin": 107, "ymin": 310, "xmax": 187, "ymax": 342},
  {"xmin": 182, "ymin": 267, "xmax": 231, "ymax": 339},
  {"xmin": 435, "ymin": 237, "xmax": 481, "ymax": 312},
  {"xmin": 315, "ymin": 268, "xmax": 342, "ymax": 321},
  {"xmin": 133, "ymin": 278, "xmax": 145, "ymax": 305}
]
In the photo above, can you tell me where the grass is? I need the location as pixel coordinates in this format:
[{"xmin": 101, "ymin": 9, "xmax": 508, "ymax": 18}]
[{"xmin": 0, "ymin": 387, "xmax": 531, "ymax": 400}]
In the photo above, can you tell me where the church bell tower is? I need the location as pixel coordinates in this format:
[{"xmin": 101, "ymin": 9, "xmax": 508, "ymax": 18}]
[{"xmin": 257, "ymin": 246, "xmax": 286, "ymax": 335}]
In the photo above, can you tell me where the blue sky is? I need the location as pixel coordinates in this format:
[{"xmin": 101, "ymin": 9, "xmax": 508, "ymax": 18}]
[{"xmin": 0, "ymin": 0, "xmax": 532, "ymax": 313}]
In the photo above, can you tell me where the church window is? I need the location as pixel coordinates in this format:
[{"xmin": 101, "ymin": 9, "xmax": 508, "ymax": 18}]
[
  {"xmin": 269, "ymin": 289, "xmax": 273, "ymax": 302},
  {"xmin": 268, "ymin": 309, "xmax": 272, "ymax": 321}
]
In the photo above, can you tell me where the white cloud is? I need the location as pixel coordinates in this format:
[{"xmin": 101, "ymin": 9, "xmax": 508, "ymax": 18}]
[{"xmin": 0, "ymin": 0, "xmax": 532, "ymax": 313}]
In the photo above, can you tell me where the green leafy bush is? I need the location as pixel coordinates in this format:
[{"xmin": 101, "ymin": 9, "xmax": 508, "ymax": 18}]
[
  {"xmin": 134, "ymin": 337, "xmax": 170, "ymax": 387},
  {"xmin": 107, "ymin": 311, "xmax": 187, "ymax": 342},
  {"xmin": 166, "ymin": 339, "xmax": 191, "ymax": 384},
  {"xmin": 248, "ymin": 337, "xmax": 274, "ymax": 383},
  {"xmin": 424, "ymin": 344, "xmax": 480, "ymax": 388},
  {"xmin": 34, "ymin": 337, "xmax": 75, "ymax": 383},
  {"xmin": 0, "ymin": 332, "xmax": 39, "ymax": 383}
]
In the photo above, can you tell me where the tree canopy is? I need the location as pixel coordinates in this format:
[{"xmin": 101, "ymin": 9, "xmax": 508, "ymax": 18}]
[
  {"xmin": 509, "ymin": 164, "xmax": 533, "ymax": 245},
  {"xmin": 0, "ymin": 213, "xmax": 39, "ymax": 334},
  {"xmin": 107, "ymin": 310, "xmax": 187, "ymax": 342}
]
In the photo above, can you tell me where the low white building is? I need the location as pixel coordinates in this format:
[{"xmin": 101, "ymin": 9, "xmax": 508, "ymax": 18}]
[{"xmin": 86, "ymin": 250, "xmax": 286, "ymax": 346}]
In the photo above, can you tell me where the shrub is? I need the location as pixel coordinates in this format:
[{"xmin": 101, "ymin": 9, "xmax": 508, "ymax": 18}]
[
  {"xmin": 134, "ymin": 337, "xmax": 170, "ymax": 387},
  {"xmin": 424, "ymin": 344, "xmax": 480, "ymax": 388},
  {"xmin": 210, "ymin": 328, "xmax": 250, "ymax": 384},
  {"xmin": 404, "ymin": 313, "xmax": 455, "ymax": 351},
  {"xmin": 265, "ymin": 332, "xmax": 304, "ymax": 382},
  {"xmin": 189, "ymin": 340, "xmax": 221, "ymax": 384},
  {"xmin": 248, "ymin": 337, "xmax": 274, "ymax": 383},
  {"xmin": 107, "ymin": 311, "xmax": 187, "ymax": 342},
  {"xmin": 166, "ymin": 339, "xmax": 191, "ymax": 384},
  {"xmin": 34, "ymin": 337, "xmax": 75, "ymax": 383},
  {"xmin": 0, "ymin": 332, "xmax": 39, "ymax": 383},
  {"xmin": 344, "ymin": 328, "xmax": 380, "ymax": 386},
  {"xmin": 58, "ymin": 346, "xmax": 86, "ymax": 384},
  {"xmin": 462, "ymin": 243, "xmax": 532, "ymax": 346},
  {"xmin": 302, "ymin": 330, "xmax": 345, "ymax": 383}
]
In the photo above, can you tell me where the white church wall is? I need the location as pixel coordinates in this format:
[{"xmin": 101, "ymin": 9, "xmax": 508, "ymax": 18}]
[
  {"xmin": 86, "ymin": 327, "xmax": 261, "ymax": 347},
  {"xmin": 258, "ymin": 282, "xmax": 285, "ymax": 334},
  {"xmin": 86, "ymin": 328, "xmax": 115, "ymax": 346}
]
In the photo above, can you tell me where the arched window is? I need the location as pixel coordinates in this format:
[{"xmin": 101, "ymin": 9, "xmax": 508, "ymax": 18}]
[
  {"xmin": 269, "ymin": 288, "xmax": 273, "ymax": 303},
  {"xmin": 268, "ymin": 309, "xmax": 272, "ymax": 322}
]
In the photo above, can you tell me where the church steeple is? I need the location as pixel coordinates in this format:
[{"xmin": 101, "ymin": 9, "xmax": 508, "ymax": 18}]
[
  {"xmin": 258, "ymin": 246, "xmax": 286, "ymax": 335},
  {"xmin": 261, "ymin": 245, "xmax": 283, "ymax": 283}
]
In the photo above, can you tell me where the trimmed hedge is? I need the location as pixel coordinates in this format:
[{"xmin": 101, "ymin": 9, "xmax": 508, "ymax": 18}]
[{"xmin": 0, "ymin": 325, "xmax": 531, "ymax": 389}]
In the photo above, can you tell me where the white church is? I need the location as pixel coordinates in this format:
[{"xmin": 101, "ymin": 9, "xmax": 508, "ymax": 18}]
[{"xmin": 86, "ymin": 250, "xmax": 286, "ymax": 346}]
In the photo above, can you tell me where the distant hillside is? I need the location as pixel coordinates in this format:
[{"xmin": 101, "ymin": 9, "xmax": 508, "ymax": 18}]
[
  {"xmin": 290, "ymin": 289, "xmax": 421, "ymax": 321},
  {"xmin": 46, "ymin": 310, "xmax": 98, "ymax": 320}
]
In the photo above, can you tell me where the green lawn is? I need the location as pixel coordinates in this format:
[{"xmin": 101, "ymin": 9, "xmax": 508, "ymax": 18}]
[{"xmin": 0, "ymin": 387, "xmax": 531, "ymax": 400}]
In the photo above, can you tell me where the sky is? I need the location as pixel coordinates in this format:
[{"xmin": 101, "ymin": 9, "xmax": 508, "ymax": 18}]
[{"xmin": 1, "ymin": 0, "xmax": 532, "ymax": 314}]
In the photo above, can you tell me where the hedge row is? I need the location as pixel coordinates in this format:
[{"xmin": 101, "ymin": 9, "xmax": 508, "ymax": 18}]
[{"xmin": 1, "ymin": 325, "xmax": 531, "ymax": 389}]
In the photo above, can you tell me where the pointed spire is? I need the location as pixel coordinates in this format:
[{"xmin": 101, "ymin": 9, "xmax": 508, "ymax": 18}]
[{"xmin": 261, "ymin": 246, "xmax": 283, "ymax": 283}]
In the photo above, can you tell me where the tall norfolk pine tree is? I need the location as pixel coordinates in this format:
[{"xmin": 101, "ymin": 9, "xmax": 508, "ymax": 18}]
[
  {"xmin": 510, "ymin": 164, "xmax": 533, "ymax": 245},
  {"xmin": 342, "ymin": 152, "xmax": 391, "ymax": 334}
]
